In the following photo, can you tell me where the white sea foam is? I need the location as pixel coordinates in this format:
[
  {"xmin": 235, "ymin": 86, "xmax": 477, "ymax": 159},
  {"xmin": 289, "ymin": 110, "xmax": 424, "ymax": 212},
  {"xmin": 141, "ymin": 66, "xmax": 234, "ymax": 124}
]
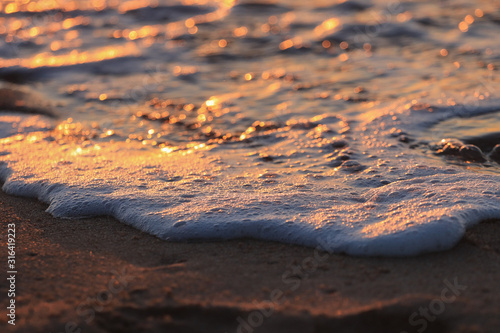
[
  {"xmin": 1, "ymin": 99, "xmax": 499, "ymax": 256},
  {"xmin": 1, "ymin": 0, "xmax": 499, "ymax": 256}
]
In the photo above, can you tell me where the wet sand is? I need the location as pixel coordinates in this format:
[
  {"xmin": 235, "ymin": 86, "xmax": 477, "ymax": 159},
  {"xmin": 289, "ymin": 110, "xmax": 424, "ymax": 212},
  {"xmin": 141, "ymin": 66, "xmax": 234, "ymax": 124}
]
[{"xmin": 0, "ymin": 189, "xmax": 499, "ymax": 333}]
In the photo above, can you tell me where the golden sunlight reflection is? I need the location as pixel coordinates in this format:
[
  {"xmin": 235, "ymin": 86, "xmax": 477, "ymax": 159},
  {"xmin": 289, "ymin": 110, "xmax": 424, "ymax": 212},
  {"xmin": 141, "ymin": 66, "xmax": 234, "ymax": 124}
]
[
  {"xmin": 0, "ymin": 0, "xmax": 162, "ymax": 13},
  {"xmin": 0, "ymin": 43, "xmax": 140, "ymax": 68},
  {"xmin": 314, "ymin": 18, "xmax": 340, "ymax": 37}
]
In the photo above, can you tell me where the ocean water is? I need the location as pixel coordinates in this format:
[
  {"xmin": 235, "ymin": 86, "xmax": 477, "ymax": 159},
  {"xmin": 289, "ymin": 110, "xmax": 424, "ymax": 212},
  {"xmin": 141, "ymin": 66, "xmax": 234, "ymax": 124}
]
[{"xmin": 0, "ymin": 0, "xmax": 499, "ymax": 256}]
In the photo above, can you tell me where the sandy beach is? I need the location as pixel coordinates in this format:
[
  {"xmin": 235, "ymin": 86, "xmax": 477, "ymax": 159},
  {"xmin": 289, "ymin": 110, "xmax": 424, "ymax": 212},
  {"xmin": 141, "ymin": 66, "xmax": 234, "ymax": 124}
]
[{"xmin": 1, "ymin": 188, "xmax": 499, "ymax": 333}]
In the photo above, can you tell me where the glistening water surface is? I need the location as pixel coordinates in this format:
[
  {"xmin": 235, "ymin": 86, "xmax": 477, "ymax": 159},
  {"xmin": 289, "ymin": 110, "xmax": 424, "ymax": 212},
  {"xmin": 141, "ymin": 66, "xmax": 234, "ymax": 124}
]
[{"xmin": 0, "ymin": 0, "xmax": 499, "ymax": 256}]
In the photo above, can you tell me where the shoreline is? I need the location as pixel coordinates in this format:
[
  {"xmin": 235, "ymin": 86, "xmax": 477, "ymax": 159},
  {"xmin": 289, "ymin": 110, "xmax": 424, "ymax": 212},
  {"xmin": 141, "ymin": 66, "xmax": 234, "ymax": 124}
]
[{"xmin": 1, "ymin": 189, "xmax": 499, "ymax": 332}]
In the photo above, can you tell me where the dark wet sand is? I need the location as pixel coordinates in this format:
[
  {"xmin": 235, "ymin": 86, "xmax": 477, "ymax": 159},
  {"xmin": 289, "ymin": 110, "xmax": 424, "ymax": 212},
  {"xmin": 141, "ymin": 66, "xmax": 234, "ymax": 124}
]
[{"xmin": 0, "ymin": 189, "xmax": 499, "ymax": 333}]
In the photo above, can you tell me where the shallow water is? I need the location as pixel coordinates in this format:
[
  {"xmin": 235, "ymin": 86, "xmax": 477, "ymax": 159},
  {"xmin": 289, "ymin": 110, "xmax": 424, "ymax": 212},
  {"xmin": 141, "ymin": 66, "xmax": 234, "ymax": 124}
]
[{"xmin": 1, "ymin": 0, "xmax": 500, "ymax": 256}]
